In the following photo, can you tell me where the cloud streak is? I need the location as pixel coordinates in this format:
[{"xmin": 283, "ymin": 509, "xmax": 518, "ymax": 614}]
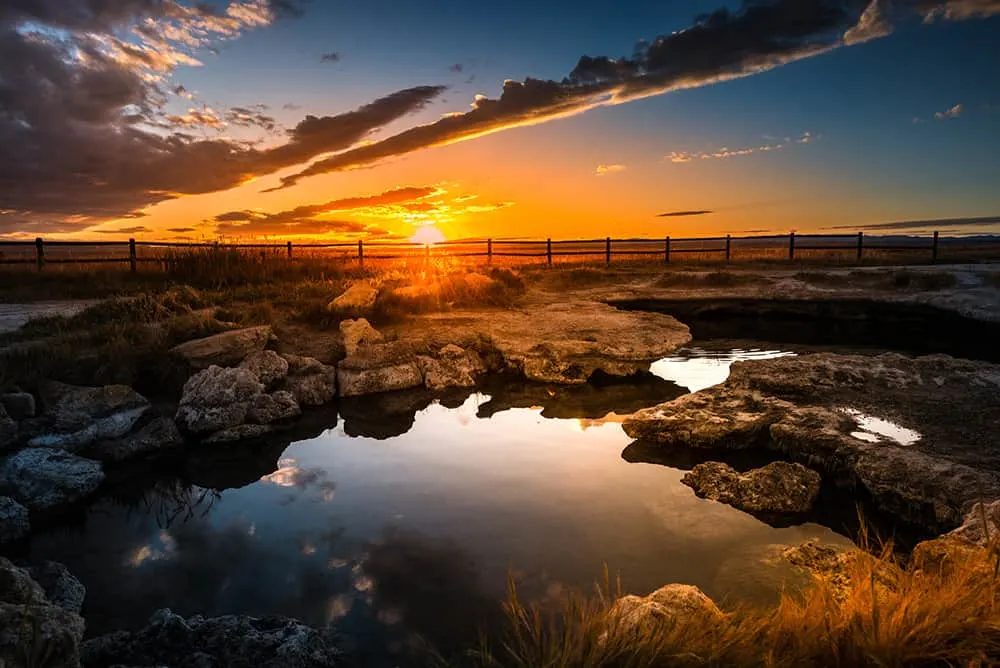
[
  {"xmin": 935, "ymin": 103, "xmax": 964, "ymax": 119},
  {"xmin": 657, "ymin": 210, "xmax": 715, "ymax": 217},
  {"xmin": 595, "ymin": 164, "xmax": 627, "ymax": 176},
  {"xmin": 666, "ymin": 132, "xmax": 814, "ymax": 163},
  {"xmin": 825, "ymin": 215, "xmax": 1000, "ymax": 231}
]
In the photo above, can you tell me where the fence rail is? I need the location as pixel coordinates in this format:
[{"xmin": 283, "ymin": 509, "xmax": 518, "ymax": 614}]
[{"xmin": 0, "ymin": 230, "xmax": 988, "ymax": 273}]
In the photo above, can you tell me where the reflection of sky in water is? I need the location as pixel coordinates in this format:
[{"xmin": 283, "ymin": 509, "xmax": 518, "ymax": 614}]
[
  {"xmin": 25, "ymin": 390, "xmax": 850, "ymax": 660},
  {"xmin": 842, "ymin": 408, "xmax": 922, "ymax": 446},
  {"xmin": 650, "ymin": 347, "xmax": 798, "ymax": 392}
]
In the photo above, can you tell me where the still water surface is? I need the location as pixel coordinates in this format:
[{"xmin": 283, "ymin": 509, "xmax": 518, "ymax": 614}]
[{"xmin": 22, "ymin": 344, "xmax": 852, "ymax": 660}]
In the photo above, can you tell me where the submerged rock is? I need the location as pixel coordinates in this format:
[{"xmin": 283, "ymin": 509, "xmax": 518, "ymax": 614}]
[
  {"xmin": 81, "ymin": 608, "xmax": 342, "ymax": 668},
  {"xmin": 281, "ymin": 354, "xmax": 337, "ymax": 406},
  {"xmin": 248, "ymin": 391, "xmax": 302, "ymax": 424},
  {"xmin": 0, "ymin": 496, "xmax": 30, "ymax": 544},
  {"xmin": 240, "ymin": 349, "xmax": 290, "ymax": 388},
  {"xmin": 681, "ymin": 461, "xmax": 821, "ymax": 515},
  {"xmin": 1, "ymin": 391, "xmax": 35, "ymax": 420},
  {"xmin": 170, "ymin": 326, "xmax": 273, "ymax": 370},
  {"xmin": 175, "ymin": 366, "xmax": 264, "ymax": 435},
  {"xmin": 0, "ymin": 448, "xmax": 105, "ymax": 510},
  {"xmin": 88, "ymin": 417, "xmax": 184, "ymax": 462},
  {"xmin": 337, "ymin": 341, "xmax": 424, "ymax": 397},
  {"xmin": 29, "ymin": 381, "xmax": 151, "ymax": 452},
  {"xmin": 328, "ymin": 282, "xmax": 378, "ymax": 315},
  {"xmin": 417, "ymin": 344, "xmax": 485, "ymax": 390},
  {"xmin": 611, "ymin": 584, "xmax": 724, "ymax": 632},
  {"xmin": 339, "ymin": 318, "xmax": 384, "ymax": 356}
]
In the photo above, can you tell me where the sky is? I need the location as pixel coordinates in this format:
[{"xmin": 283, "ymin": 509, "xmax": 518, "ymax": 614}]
[{"xmin": 1, "ymin": 0, "xmax": 999, "ymax": 243}]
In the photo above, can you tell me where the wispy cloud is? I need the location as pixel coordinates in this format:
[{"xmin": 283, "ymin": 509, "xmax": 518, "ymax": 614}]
[
  {"xmin": 449, "ymin": 63, "xmax": 464, "ymax": 73},
  {"xmin": 935, "ymin": 103, "xmax": 964, "ymax": 120},
  {"xmin": 657, "ymin": 210, "xmax": 714, "ymax": 217},
  {"xmin": 96, "ymin": 226, "xmax": 151, "ymax": 234},
  {"xmin": 320, "ymin": 52, "xmax": 341, "ymax": 63},
  {"xmin": 824, "ymin": 215, "xmax": 1000, "ymax": 231},
  {"xmin": 595, "ymin": 164, "xmax": 627, "ymax": 176},
  {"xmin": 667, "ymin": 133, "xmax": 814, "ymax": 163}
]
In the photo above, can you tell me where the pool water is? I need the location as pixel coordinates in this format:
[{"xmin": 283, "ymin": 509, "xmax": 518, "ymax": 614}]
[{"xmin": 15, "ymin": 344, "xmax": 852, "ymax": 663}]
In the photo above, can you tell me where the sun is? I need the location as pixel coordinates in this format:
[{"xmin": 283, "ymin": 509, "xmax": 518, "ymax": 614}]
[{"xmin": 409, "ymin": 224, "xmax": 446, "ymax": 245}]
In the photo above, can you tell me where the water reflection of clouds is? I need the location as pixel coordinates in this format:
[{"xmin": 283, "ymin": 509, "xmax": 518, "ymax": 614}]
[
  {"xmin": 842, "ymin": 408, "xmax": 921, "ymax": 446},
  {"xmin": 651, "ymin": 347, "xmax": 797, "ymax": 393},
  {"xmin": 259, "ymin": 458, "xmax": 337, "ymax": 503}
]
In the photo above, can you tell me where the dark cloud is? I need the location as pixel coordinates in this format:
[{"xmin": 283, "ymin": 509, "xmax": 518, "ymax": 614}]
[
  {"xmin": 657, "ymin": 210, "xmax": 715, "ymax": 217},
  {"xmin": 167, "ymin": 227, "xmax": 197, "ymax": 233},
  {"xmin": 825, "ymin": 215, "xmax": 1000, "ymax": 231},
  {"xmin": 449, "ymin": 63, "xmax": 464, "ymax": 73},
  {"xmin": 320, "ymin": 52, "xmax": 341, "ymax": 63},
  {"xmin": 225, "ymin": 105, "xmax": 280, "ymax": 133},
  {"xmin": 916, "ymin": 0, "xmax": 1000, "ymax": 20},
  {"xmin": 96, "ymin": 225, "xmax": 151, "ymax": 234}
]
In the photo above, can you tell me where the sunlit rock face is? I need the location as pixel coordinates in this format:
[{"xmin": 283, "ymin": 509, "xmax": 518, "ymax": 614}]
[
  {"xmin": 337, "ymin": 341, "xmax": 424, "ymax": 397},
  {"xmin": 170, "ymin": 326, "xmax": 273, "ymax": 371},
  {"xmin": 625, "ymin": 352, "xmax": 1000, "ymax": 534},
  {"xmin": 175, "ymin": 365, "xmax": 264, "ymax": 435}
]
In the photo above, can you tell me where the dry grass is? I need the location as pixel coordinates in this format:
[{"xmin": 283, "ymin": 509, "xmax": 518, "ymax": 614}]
[
  {"xmin": 476, "ymin": 537, "xmax": 1000, "ymax": 668},
  {"xmin": 653, "ymin": 271, "xmax": 767, "ymax": 289}
]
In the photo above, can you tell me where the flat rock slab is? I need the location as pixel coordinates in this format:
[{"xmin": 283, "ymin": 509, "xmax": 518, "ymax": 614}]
[
  {"xmin": 396, "ymin": 301, "xmax": 691, "ymax": 384},
  {"xmin": 169, "ymin": 326, "xmax": 273, "ymax": 370}
]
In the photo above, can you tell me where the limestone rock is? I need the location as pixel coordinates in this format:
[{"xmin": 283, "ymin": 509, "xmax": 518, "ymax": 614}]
[
  {"xmin": 0, "ymin": 496, "xmax": 30, "ymax": 544},
  {"xmin": 0, "ymin": 448, "xmax": 105, "ymax": 510},
  {"xmin": 417, "ymin": 344, "xmax": 485, "ymax": 390},
  {"xmin": 30, "ymin": 381, "xmax": 151, "ymax": 452},
  {"xmin": 1, "ymin": 391, "xmax": 35, "ymax": 420},
  {"xmin": 81, "ymin": 608, "xmax": 342, "ymax": 668},
  {"xmin": 175, "ymin": 366, "xmax": 264, "ymax": 434},
  {"xmin": 0, "ymin": 557, "xmax": 45, "ymax": 605},
  {"xmin": 26, "ymin": 562, "xmax": 86, "ymax": 615},
  {"xmin": 945, "ymin": 500, "xmax": 1000, "ymax": 546},
  {"xmin": 337, "ymin": 341, "xmax": 424, "ymax": 397},
  {"xmin": 0, "ymin": 403, "xmax": 16, "ymax": 451},
  {"xmin": 328, "ymin": 283, "xmax": 378, "ymax": 315},
  {"xmin": 339, "ymin": 318, "xmax": 384, "ymax": 356},
  {"xmin": 240, "ymin": 349, "xmax": 289, "ymax": 388},
  {"xmin": 681, "ymin": 461, "xmax": 822, "ymax": 515},
  {"xmin": 248, "ymin": 391, "xmax": 301, "ymax": 424},
  {"xmin": 204, "ymin": 424, "xmax": 274, "ymax": 444},
  {"xmin": 281, "ymin": 354, "xmax": 337, "ymax": 406},
  {"xmin": 611, "ymin": 584, "xmax": 723, "ymax": 632},
  {"xmin": 169, "ymin": 326, "xmax": 273, "ymax": 370},
  {"xmin": 88, "ymin": 417, "xmax": 184, "ymax": 462}
]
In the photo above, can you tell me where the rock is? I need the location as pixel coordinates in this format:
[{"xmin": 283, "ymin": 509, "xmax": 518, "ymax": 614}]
[
  {"xmin": 611, "ymin": 584, "xmax": 723, "ymax": 632},
  {"xmin": 81, "ymin": 608, "xmax": 342, "ymax": 668},
  {"xmin": 912, "ymin": 501, "xmax": 1000, "ymax": 576},
  {"xmin": 204, "ymin": 424, "xmax": 274, "ymax": 444},
  {"xmin": 281, "ymin": 355, "xmax": 337, "ymax": 406},
  {"xmin": 0, "ymin": 448, "xmax": 105, "ymax": 510},
  {"xmin": 0, "ymin": 560, "xmax": 85, "ymax": 668},
  {"xmin": 417, "ymin": 344, "xmax": 485, "ymax": 390},
  {"xmin": 681, "ymin": 461, "xmax": 822, "ymax": 515},
  {"xmin": 248, "ymin": 391, "xmax": 301, "ymax": 424},
  {"xmin": 29, "ymin": 381, "xmax": 151, "ymax": 452},
  {"xmin": 26, "ymin": 562, "xmax": 86, "ymax": 615},
  {"xmin": 169, "ymin": 326, "xmax": 273, "ymax": 371},
  {"xmin": 0, "ymin": 496, "xmax": 30, "ymax": 544},
  {"xmin": 327, "ymin": 282, "xmax": 378, "ymax": 315},
  {"xmin": 944, "ymin": 500, "xmax": 1000, "ymax": 546},
  {"xmin": 240, "ymin": 350, "xmax": 289, "ymax": 388},
  {"xmin": 779, "ymin": 540, "xmax": 898, "ymax": 602},
  {"xmin": 0, "ymin": 403, "xmax": 16, "ymax": 451},
  {"xmin": 1, "ymin": 391, "xmax": 35, "ymax": 420},
  {"xmin": 337, "ymin": 342, "xmax": 424, "ymax": 397},
  {"xmin": 88, "ymin": 417, "xmax": 184, "ymax": 462},
  {"xmin": 0, "ymin": 557, "xmax": 46, "ymax": 604},
  {"xmin": 175, "ymin": 366, "xmax": 264, "ymax": 435},
  {"xmin": 339, "ymin": 318, "xmax": 384, "ymax": 356}
]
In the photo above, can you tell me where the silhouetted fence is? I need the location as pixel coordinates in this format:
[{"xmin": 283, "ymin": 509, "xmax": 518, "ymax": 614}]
[{"xmin": 2, "ymin": 231, "xmax": 996, "ymax": 273}]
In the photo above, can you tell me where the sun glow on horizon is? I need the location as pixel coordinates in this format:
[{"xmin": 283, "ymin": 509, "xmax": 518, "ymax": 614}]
[{"xmin": 409, "ymin": 224, "xmax": 446, "ymax": 245}]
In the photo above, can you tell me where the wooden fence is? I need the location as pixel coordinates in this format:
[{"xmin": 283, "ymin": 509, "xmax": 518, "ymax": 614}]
[{"xmin": 0, "ymin": 230, "xmax": 988, "ymax": 273}]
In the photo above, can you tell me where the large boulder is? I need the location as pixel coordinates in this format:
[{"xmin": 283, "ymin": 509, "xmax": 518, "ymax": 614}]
[
  {"xmin": 281, "ymin": 355, "xmax": 337, "ymax": 406},
  {"xmin": 0, "ymin": 448, "xmax": 105, "ymax": 510},
  {"xmin": 337, "ymin": 342, "xmax": 424, "ymax": 397},
  {"xmin": 327, "ymin": 283, "xmax": 378, "ymax": 315},
  {"xmin": 169, "ymin": 326, "xmax": 273, "ymax": 371},
  {"xmin": 29, "ymin": 381, "xmax": 151, "ymax": 452},
  {"xmin": 81, "ymin": 608, "xmax": 342, "ymax": 668},
  {"xmin": 175, "ymin": 366, "xmax": 264, "ymax": 434},
  {"xmin": 610, "ymin": 584, "xmax": 723, "ymax": 632},
  {"xmin": 26, "ymin": 562, "xmax": 86, "ymax": 615},
  {"xmin": 417, "ymin": 344, "xmax": 486, "ymax": 390},
  {"xmin": 1, "ymin": 391, "xmax": 35, "ymax": 420},
  {"xmin": 0, "ymin": 557, "xmax": 85, "ymax": 668},
  {"xmin": 681, "ymin": 461, "xmax": 822, "ymax": 515},
  {"xmin": 248, "ymin": 391, "xmax": 301, "ymax": 424},
  {"xmin": 87, "ymin": 417, "xmax": 184, "ymax": 462},
  {"xmin": 240, "ymin": 349, "xmax": 289, "ymax": 388},
  {"xmin": 0, "ymin": 496, "xmax": 30, "ymax": 544},
  {"xmin": 339, "ymin": 318, "xmax": 384, "ymax": 356}
]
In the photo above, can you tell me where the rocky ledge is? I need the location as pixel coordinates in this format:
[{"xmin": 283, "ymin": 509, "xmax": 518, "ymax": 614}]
[
  {"xmin": 624, "ymin": 352, "xmax": 1000, "ymax": 533},
  {"xmin": 681, "ymin": 461, "xmax": 821, "ymax": 516}
]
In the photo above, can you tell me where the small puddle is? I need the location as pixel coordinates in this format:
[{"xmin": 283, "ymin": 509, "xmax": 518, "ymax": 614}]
[
  {"xmin": 650, "ymin": 346, "xmax": 797, "ymax": 392},
  {"xmin": 841, "ymin": 408, "xmax": 921, "ymax": 446}
]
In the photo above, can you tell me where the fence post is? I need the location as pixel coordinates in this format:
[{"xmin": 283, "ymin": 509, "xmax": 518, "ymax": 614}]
[
  {"xmin": 546, "ymin": 238, "xmax": 552, "ymax": 267},
  {"xmin": 129, "ymin": 238, "xmax": 137, "ymax": 274},
  {"xmin": 857, "ymin": 232, "xmax": 864, "ymax": 262},
  {"xmin": 605, "ymin": 237, "xmax": 611, "ymax": 266},
  {"xmin": 664, "ymin": 236, "xmax": 670, "ymax": 264},
  {"xmin": 35, "ymin": 237, "xmax": 44, "ymax": 271},
  {"xmin": 725, "ymin": 235, "xmax": 732, "ymax": 263},
  {"xmin": 358, "ymin": 239, "xmax": 364, "ymax": 269},
  {"xmin": 286, "ymin": 241, "xmax": 293, "ymax": 259},
  {"xmin": 932, "ymin": 230, "xmax": 939, "ymax": 264},
  {"xmin": 788, "ymin": 232, "xmax": 796, "ymax": 261},
  {"xmin": 487, "ymin": 238, "xmax": 493, "ymax": 266}
]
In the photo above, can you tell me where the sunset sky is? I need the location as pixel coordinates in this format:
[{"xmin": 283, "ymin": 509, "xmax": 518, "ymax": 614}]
[{"xmin": 2, "ymin": 0, "xmax": 999, "ymax": 242}]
